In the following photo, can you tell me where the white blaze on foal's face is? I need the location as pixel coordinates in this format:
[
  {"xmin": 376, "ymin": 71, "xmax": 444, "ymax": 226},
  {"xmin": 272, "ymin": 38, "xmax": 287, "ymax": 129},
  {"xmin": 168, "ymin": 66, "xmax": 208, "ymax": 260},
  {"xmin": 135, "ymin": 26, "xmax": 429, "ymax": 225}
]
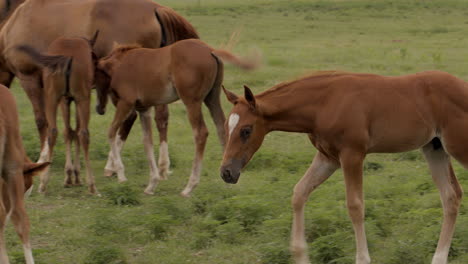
[{"xmin": 228, "ymin": 113, "xmax": 240, "ymax": 137}]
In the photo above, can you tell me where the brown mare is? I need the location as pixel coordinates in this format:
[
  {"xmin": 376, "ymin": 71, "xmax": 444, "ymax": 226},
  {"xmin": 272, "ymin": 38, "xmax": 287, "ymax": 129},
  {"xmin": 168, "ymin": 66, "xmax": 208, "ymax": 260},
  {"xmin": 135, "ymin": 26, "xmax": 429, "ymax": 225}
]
[
  {"xmin": 220, "ymin": 71, "xmax": 467, "ymax": 264},
  {"xmin": 96, "ymin": 39, "xmax": 258, "ymax": 196},
  {"xmin": 0, "ymin": 85, "xmax": 49, "ymax": 264},
  {"xmin": 0, "ymin": 0, "xmax": 198, "ymax": 185},
  {"xmin": 16, "ymin": 32, "xmax": 100, "ymax": 194}
]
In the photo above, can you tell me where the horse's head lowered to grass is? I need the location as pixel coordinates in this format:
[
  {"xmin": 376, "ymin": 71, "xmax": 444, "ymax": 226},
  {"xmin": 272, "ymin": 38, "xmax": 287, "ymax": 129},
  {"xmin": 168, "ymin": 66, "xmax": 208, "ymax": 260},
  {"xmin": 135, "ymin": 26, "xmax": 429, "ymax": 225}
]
[{"xmin": 220, "ymin": 85, "xmax": 269, "ymax": 184}]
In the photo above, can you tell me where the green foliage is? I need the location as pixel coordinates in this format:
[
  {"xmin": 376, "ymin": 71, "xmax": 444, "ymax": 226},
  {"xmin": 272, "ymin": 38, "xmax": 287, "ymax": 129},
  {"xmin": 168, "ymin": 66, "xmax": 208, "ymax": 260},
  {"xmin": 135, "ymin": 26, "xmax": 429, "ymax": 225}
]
[
  {"xmin": 104, "ymin": 184, "xmax": 141, "ymax": 206},
  {"xmin": 259, "ymin": 242, "xmax": 291, "ymax": 264},
  {"xmin": 211, "ymin": 195, "xmax": 272, "ymax": 232},
  {"xmin": 147, "ymin": 213, "xmax": 174, "ymax": 240},
  {"xmin": 364, "ymin": 161, "xmax": 383, "ymax": 171},
  {"xmin": 84, "ymin": 245, "xmax": 127, "ymax": 264}
]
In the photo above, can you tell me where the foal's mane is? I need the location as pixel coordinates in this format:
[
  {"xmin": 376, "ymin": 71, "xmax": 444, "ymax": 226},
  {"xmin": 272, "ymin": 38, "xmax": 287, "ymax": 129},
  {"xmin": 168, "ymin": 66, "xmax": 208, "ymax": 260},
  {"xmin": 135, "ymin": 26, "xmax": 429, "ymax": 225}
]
[
  {"xmin": 109, "ymin": 44, "xmax": 142, "ymax": 56},
  {"xmin": 259, "ymin": 70, "xmax": 353, "ymax": 97}
]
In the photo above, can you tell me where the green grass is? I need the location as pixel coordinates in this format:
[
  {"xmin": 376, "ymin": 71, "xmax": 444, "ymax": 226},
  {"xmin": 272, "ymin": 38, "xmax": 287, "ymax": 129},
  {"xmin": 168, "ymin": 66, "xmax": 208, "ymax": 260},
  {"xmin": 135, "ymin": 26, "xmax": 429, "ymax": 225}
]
[{"xmin": 5, "ymin": 0, "xmax": 468, "ymax": 263}]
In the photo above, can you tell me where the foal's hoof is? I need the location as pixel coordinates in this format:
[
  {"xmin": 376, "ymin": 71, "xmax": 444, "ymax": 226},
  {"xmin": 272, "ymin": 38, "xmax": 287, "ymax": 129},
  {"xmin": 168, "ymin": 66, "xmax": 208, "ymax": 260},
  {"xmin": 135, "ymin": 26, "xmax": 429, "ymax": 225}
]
[
  {"xmin": 118, "ymin": 177, "xmax": 128, "ymax": 183},
  {"xmin": 144, "ymin": 190, "xmax": 154, "ymax": 195},
  {"xmin": 180, "ymin": 190, "xmax": 191, "ymax": 198},
  {"xmin": 104, "ymin": 169, "xmax": 115, "ymax": 177},
  {"xmin": 88, "ymin": 186, "xmax": 100, "ymax": 196},
  {"xmin": 38, "ymin": 184, "xmax": 47, "ymax": 194},
  {"xmin": 159, "ymin": 170, "xmax": 172, "ymax": 180}
]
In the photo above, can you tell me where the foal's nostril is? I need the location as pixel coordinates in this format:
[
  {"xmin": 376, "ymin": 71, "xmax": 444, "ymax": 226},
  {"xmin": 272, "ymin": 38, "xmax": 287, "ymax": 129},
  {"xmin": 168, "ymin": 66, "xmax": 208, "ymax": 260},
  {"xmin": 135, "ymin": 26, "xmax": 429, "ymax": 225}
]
[{"xmin": 221, "ymin": 168, "xmax": 232, "ymax": 182}]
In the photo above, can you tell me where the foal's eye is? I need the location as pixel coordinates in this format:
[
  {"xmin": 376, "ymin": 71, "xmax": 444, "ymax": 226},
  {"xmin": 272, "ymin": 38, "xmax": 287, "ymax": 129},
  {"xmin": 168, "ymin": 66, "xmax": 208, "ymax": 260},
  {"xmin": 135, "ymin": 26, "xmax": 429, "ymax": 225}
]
[{"xmin": 240, "ymin": 126, "xmax": 252, "ymax": 142}]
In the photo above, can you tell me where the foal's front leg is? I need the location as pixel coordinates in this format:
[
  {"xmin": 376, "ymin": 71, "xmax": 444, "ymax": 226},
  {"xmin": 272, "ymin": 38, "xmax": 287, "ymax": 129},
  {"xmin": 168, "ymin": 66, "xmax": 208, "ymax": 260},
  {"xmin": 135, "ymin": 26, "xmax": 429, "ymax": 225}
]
[
  {"xmin": 140, "ymin": 110, "xmax": 161, "ymax": 195},
  {"xmin": 104, "ymin": 111, "xmax": 137, "ymax": 177},
  {"xmin": 181, "ymin": 102, "xmax": 208, "ymax": 197},
  {"xmin": 290, "ymin": 152, "xmax": 339, "ymax": 264},
  {"xmin": 155, "ymin": 105, "xmax": 170, "ymax": 180},
  {"xmin": 108, "ymin": 101, "xmax": 134, "ymax": 183},
  {"xmin": 340, "ymin": 149, "xmax": 370, "ymax": 264}
]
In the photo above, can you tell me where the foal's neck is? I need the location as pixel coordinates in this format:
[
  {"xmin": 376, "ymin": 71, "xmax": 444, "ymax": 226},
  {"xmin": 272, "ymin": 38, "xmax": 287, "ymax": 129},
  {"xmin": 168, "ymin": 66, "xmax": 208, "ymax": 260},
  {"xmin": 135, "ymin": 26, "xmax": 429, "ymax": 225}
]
[{"xmin": 259, "ymin": 79, "xmax": 325, "ymax": 133}]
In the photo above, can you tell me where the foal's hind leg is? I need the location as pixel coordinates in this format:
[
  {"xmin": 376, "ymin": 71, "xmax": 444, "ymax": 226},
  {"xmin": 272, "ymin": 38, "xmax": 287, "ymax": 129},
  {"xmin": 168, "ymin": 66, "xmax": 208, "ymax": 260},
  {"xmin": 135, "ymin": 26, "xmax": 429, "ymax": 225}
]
[
  {"xmin": 73, "ymin": 109, "xmax": 82, "ymax": 185},
  {"xmin": 0, "ymin": 187, "xmax": 9, "ymax": 264},
  {"xmin": 60, "ymin": 100, "xmax": 76, "ymax": 187},
  {"xmin": 155, "ymin": 105, "xmax": 170, "ymax": 180},
  {"xmin": 423, "ymin": 140, "xmax": 463, "ymax": 264},
  {"xmin": 180, "ymin": 102, "xmax": 209, "ymax": 197},
  {"xmin": 76, "ymin": 99, "xmax": 97, "ymax": 194},
  {"xmin": 140, "ymin": 109, "xmax": 161, "ymax": 195},
  {"xmin": 290, "ymin": 152, "xmax": 339, "ymax": 264}
]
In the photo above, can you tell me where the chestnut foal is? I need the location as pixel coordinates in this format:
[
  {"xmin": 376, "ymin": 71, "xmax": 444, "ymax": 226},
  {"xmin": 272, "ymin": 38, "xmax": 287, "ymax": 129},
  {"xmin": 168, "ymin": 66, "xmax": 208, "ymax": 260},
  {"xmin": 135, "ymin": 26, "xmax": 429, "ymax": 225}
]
[
  {"xmin": 16, "ymin": 33, "xmax": 99, "ymax": 194},
  {"xmin": 0, "ymin": 85, "xmax": 49, "ymax": 264},
  {"xmin": 220, "ymin": 71, "xmax": 467, "ymax": 264},
  {"xmin": 97, "ymin": 39, "xmax": 258, "ymax": 196}
]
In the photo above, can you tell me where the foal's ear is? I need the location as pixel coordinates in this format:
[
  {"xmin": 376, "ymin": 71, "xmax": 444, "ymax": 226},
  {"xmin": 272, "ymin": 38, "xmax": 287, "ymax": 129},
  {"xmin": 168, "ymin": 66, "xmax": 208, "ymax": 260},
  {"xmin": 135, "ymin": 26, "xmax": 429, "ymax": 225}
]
[
  {"xmin": 23, "ymin": 162, "xmax": 50, "ymax": 177},
  {"xmin": 244, "ymin": 85, "xmax": 256, "ymax": 109},
  {"xmin": 223, "ymin": 85, "xmax": 239, "ymax": 104},
  {"xmin": 89, "ymin": 30, "xmax": 100, "ymax": 48}
]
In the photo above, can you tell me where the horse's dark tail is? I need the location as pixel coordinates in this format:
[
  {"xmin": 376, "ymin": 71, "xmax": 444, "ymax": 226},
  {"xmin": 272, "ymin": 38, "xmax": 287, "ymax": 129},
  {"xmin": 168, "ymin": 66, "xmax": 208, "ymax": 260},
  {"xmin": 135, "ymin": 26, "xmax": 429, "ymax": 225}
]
[
  {"xmin": 154, "ymin": 6, "xmax": 199, "ymax": 47},
  {"xmin": 16, "ymin": 45, "xmax": 71, "ymax": 74}
]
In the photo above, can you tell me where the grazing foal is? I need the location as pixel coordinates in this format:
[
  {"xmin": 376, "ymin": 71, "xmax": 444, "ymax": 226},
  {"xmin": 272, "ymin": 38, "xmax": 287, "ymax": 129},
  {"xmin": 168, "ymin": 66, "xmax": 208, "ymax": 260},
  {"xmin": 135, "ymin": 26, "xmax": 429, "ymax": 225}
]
[
  {"xmin": 96, "ymin": 39, "xmax": 258, "ymax": 196},
  {"xmin": 0, "ymin": 85, "xmax": 49, "ymax": 264},
  {"xmin": 220, "ymin": 71, "xmax": 466, "ymax": 264},
  {"xmin": 17, "ymin": 33, "xmax": 99, "ymax": 194}
]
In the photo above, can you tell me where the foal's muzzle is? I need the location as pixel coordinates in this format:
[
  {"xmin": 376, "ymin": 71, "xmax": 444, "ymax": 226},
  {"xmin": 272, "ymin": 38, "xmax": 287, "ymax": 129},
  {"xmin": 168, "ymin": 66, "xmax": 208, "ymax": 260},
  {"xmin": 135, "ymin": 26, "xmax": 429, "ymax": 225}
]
[
  {"xmin": 220, "ymin": 159, "xmax": 244, "ymax": 184},
  {"xmin": 220, "ymin": 167, "xmax": 240, "ymax": 184}
]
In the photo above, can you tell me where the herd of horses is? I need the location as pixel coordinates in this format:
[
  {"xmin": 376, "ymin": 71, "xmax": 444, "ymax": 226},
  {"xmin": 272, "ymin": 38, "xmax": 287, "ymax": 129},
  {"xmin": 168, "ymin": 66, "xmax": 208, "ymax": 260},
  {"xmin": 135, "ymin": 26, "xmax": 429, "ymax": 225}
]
[{"xmin": 0, "ymin": 1, "xmax": 466, "ymax": 264}]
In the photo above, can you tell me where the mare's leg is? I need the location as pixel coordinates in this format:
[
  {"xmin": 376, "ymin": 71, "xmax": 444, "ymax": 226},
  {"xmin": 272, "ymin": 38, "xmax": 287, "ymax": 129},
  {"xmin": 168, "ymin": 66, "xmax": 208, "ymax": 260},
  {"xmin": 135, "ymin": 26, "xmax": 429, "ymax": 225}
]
[
  {"xmin": 60, "ymin": 100, "xmax": 76, "ymax": 187},
  {"xmin": 9, "ymin": 170, "xmax": 34, "ymax": 264},
  {"xmin": 427, "ymin": 137, "xmax": 464, "ymax": 264},
  {"xmin": 180, "ymin": 102, "xmax": 208, "ymax": 197},
  {"xmin": 104, "ymin": 111, "xmax": 137, "ymax": 177},
  {"xmin": 340, "ymin": 149, "xmax": 370, "ymax": 264},
  {"xmin": 140, "ymin": 110, "xmax": 161, "ymax": 194},
  {"xmin": 18, "ymin": 75, "xmax": 47, "ymax": 160},
  {"xmin": 108, "ymin": 101, "xmax": 134, "ymax": 183},
  {"xmin": 154, "ymin": 105, "xmax": 170, "ymax": 180},
  {"xmin": 38, "ymin": 84, "xmax": 60, "ymax": 193},
  {"xmin": 290, "ymin": 152, "xmax": 339, "ymax": 264},
  {"xmin": 76, "ymin": 99, "xmax": 97, "ymax": 194},
  {"xmin": 203, "ymin": 84, "xmax": 226, "ymax": 149}
]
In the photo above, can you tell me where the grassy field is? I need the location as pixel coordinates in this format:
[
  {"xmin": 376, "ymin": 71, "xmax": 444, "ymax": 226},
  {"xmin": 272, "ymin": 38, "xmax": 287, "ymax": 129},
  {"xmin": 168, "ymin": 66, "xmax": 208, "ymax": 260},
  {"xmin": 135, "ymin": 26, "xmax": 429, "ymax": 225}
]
[{"xmin": 6, "ymin": 0, "xmax": 468, "ymax": 263}]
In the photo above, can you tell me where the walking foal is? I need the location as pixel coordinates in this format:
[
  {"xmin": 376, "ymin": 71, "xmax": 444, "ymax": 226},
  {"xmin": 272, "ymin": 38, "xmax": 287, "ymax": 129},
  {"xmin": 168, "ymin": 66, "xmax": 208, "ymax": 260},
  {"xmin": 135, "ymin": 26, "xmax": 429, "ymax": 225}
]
[
  {"xmin": 0, "ymin": 85, "xmax": 49, "ymax": 264},
  {"xmin": 16, "ymin": 33, "xmax": 99, "ymax": 194},
  {"xmin": 96, "ymin": 39, "xmax": 258, "ymax": 196},
  {"xmin": 220, "ymin": 71, "xmax": 466, "ymax": 264}
]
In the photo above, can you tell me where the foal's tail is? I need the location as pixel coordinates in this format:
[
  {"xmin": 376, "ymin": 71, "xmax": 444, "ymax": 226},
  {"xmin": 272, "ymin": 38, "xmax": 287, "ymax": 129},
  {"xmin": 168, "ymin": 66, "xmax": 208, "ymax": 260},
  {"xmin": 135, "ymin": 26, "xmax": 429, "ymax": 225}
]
[
  {"xmin": 16, "ymin": 45, "xmax": 72, "ymax": 74},
  {"xmin": 211, "ymin": 49, "xmax": 261, "ymax": 71}
]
